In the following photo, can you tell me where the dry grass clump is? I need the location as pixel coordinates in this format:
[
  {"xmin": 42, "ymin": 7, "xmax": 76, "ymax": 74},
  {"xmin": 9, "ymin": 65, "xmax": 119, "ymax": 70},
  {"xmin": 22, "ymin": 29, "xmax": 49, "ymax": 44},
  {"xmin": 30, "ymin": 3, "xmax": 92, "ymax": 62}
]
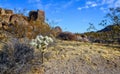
[{"xmin": 0, "ymin": 38, "xmax": 43, "ymax": 74}]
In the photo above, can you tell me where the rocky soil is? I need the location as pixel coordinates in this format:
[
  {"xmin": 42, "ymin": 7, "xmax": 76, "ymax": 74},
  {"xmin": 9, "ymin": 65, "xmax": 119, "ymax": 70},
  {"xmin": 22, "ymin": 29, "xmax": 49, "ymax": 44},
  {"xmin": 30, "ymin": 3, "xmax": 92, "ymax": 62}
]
[{"xmin": 43, "ymin": 40, "xmax": 120, "ymax": 74}]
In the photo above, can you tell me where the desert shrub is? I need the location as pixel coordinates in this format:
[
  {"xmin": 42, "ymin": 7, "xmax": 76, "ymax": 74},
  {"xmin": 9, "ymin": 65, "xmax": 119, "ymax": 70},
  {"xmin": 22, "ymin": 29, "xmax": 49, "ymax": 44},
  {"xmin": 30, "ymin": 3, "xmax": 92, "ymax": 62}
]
[
  {"xmin": 0, "ymin": 38, "xmax": 37, "ymax": 74},
  {"xmin": 57, "ymin": 32, "xmax": 76, "ymax": 41},
  {"xmin": 13, "ymin": 43, "xmax": 34, "ymax": 64}
]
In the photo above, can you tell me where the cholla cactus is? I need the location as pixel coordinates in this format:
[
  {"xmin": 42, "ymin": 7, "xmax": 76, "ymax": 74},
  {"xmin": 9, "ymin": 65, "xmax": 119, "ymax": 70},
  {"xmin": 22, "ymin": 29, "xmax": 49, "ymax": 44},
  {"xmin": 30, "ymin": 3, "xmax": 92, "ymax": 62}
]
[
  {"xmin": 30, "ymin": 35, "xmax": 53, "ymax": 50},
  {"xmin": 29, "ymin": 35, "xmax": 53, "ymax": 63}
]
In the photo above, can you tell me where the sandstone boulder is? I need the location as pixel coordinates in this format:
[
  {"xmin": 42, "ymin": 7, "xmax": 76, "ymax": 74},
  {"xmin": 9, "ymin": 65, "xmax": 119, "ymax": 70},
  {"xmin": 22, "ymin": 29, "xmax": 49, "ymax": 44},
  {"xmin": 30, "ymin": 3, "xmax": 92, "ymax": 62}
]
[
  {"xmin": 0, "ymin": 15, "xmax": 11, "ymax": 23},
  {"xmin": 0, "ymin": 8, "xmax": 13, "ymax": 15},
  {"xmin": 2, "ymin": 21, "xmax": 9, "ymax": 30},
  {"xmin": 0, "ymin": 8, "xmax": 5, "ymax": 15},
  {"xmin": 9, "ymin": 14, "xmax": 29, "ymax": 26},
  {"xmin": 4, "ymin": 9, "xmax": 13, "ymax": 15},
  {"xmin": 51, "ymin": 26, "xmax": 62, "ymax": 37},
  {"xmin": 0, "ymin": 22, "xmax": 2, "ymax": 29},
  {"xmin": 54, "ymin": 26, "xmax": 62, "ymax": 33}
]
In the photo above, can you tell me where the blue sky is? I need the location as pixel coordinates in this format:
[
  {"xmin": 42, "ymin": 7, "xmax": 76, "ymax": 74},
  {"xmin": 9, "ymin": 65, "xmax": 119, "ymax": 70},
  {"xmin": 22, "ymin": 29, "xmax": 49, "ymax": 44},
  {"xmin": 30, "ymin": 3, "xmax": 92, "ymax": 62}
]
[{"xmin": 0, "ymin": 0, "xmax": 120, "ymax": 33}]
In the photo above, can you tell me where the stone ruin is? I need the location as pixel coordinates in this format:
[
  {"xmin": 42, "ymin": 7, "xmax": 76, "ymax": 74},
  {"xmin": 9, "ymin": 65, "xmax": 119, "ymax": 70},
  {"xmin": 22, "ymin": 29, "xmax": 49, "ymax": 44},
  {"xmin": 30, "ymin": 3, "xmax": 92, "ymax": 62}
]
[
  {"xmin": 29, "ymin": 10, "xmax": 45, "ymax": 22},
  {"xmin": 0, "ymin": 7, "xmax": 46, "ymax": 39},
  {"xmin": 0, "ymin": 8, "xmax": 45, "ymax": 23}
]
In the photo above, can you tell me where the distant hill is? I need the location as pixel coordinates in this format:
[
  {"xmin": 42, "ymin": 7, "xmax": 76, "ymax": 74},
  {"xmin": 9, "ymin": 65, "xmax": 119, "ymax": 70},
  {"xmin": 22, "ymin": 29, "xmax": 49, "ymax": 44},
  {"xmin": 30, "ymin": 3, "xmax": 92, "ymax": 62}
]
[
  {"xmin": 84, "ymin": 25, "xmax": 120, "ymax": 44},
  {"xmin": 97, "ymin": 25, "xmax": 120, "ymax": 32}
]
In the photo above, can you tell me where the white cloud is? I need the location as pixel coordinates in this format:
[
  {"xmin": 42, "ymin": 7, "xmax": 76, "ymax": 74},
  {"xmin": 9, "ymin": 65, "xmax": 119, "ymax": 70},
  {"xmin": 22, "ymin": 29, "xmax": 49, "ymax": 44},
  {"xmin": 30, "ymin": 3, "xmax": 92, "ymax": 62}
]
[
  {"xmin": 77, "ymin": 5, "xmax": 89, "ymax": 10},
  {"xmin": 86, "ymin": 1, "xmax": 98, "ymax": 7},
  {"xmin": 78, "ymin": 0, "xmax": 120, "ymax": 11},
  {"xmin": 91, "ymin": 3, "xmax": 98, "ymax": 7},
  {"xmin": 77, "ymin": 7, "xmax": 82, "ymax": 10},
  {"xmin": 78, "ymin": 1, "xmax": 98, "ymax": 10}
]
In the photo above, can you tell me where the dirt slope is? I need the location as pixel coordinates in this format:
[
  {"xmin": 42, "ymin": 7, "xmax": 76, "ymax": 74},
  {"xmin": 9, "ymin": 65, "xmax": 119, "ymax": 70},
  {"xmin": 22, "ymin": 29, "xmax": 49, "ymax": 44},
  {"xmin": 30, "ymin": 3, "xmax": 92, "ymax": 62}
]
[{"xmin": 43, "ymin": 40, "xmax": 120, "ymax": 74}]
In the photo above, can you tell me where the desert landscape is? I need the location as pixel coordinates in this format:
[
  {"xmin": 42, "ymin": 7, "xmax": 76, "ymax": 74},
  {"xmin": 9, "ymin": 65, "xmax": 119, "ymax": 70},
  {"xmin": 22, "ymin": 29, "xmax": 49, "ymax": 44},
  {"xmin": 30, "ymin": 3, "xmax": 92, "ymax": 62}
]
[
  {"xmin": 0, "ymin": 38, "xmax": 120, "ymax": 74},
  {"xmin": 0, "ymin": 0, "xmax": 120, "ymax": 74}
]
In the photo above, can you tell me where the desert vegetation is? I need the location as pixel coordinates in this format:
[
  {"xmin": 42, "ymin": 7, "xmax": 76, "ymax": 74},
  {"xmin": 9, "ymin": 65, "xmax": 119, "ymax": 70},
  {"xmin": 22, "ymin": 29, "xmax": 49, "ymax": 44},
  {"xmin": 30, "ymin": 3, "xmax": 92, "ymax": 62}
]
[
  {"xmin": 84, "ymin": 7, "xmax": 120, "ymax": 44},
  {"xmin": 0, "ymin": 6, "xmax": 120, "ymax": 74}
]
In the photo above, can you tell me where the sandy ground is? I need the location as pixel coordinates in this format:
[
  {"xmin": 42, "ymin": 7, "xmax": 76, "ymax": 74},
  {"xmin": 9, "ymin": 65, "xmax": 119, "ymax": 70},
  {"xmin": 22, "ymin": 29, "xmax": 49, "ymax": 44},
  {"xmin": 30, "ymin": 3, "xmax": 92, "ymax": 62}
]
[{"xmin": 43, "ymin": 40, "xmax": 120, "ymax": 74}]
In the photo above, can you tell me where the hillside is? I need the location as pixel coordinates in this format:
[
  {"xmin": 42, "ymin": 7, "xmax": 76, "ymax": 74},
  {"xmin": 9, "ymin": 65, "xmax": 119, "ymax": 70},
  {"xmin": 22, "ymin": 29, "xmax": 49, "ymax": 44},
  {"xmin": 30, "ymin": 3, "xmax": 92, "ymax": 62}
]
[
  {"xmin": 97, "ymin": 25, "xmax": 120, "ymax": 32},
  {"xmin": 83, "ymin": 25, "xmax": 120, "ymax": 44},
  {"xmin": 43, "ymin": 40, "xmax": 120, "ymax": 74}
]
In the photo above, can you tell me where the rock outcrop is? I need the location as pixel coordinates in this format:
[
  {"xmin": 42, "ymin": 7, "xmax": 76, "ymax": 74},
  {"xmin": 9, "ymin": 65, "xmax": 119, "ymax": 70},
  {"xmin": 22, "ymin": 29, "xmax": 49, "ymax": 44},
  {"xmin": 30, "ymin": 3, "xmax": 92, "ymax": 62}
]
[
  {"xmin": 9, "ymin": 14, "xmax": 29, "ymax": 26},
  {"xmin": 0, "ymin": 8, "xmax": 13, "ymax": 15},
  {"xmin": 29, "ymin": 10, "xmax": 45, "ymax": 22},
  {"xmin": 51, "ymin": 26, "xmax": 62, "ymax": 37},
  {"xmin": 0, "ymin": 8, "xmax": 49, "ymax": 39}
]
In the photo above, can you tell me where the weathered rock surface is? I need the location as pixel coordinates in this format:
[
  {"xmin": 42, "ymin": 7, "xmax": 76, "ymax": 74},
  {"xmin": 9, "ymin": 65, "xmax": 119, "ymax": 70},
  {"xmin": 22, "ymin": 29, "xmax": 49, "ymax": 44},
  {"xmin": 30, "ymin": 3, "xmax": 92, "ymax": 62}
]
[
  {"xmin": 9, "ymin": 14, "xmax": 29, "ymax": 26},
  {"xmin": 0, "ymin": 8, "xmax": 49, "ymax": 39},
  {"xmin": 51, "ymin": 26, "xmax": 62, "ymax": 37},
  {"xmin": 29, "ymin": 10, "xmax": 45, "ymax": 22}
]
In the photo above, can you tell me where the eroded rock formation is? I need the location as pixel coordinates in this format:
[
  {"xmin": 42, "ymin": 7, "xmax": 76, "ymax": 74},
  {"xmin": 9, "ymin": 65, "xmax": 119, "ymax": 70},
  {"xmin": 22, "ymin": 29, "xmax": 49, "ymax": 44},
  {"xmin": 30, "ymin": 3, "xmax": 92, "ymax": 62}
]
[
  {"xmin": 0, "ymin": 8, "xmax": 49, "ymax": 39},
  {"xmin": 29, "ymin": 10, "xmax": 45, "ymax": 22}
]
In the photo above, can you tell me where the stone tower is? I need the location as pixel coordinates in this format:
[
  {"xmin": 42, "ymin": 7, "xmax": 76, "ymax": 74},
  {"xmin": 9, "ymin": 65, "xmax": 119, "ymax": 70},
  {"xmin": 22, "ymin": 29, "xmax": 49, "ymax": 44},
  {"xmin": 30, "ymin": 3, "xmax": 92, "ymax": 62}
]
[
  {"xmin": 37, "ymin": 10, "xmax": 45, "ymax": 22},
  {"xmin": 29, "ymin": 10, "xmax": 45, "ymax": 22}
]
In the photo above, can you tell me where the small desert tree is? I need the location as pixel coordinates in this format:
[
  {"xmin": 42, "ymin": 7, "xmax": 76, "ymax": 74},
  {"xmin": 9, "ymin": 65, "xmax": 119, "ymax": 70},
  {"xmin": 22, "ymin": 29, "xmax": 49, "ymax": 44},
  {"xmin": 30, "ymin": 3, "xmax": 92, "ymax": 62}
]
[
  {"xmin": 87, "ymin": 23, "xmax": 97, "ymax": 32},
  {"xmin": 99, "ymin": 7, "xmax": 120, "ymax": 44}
]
